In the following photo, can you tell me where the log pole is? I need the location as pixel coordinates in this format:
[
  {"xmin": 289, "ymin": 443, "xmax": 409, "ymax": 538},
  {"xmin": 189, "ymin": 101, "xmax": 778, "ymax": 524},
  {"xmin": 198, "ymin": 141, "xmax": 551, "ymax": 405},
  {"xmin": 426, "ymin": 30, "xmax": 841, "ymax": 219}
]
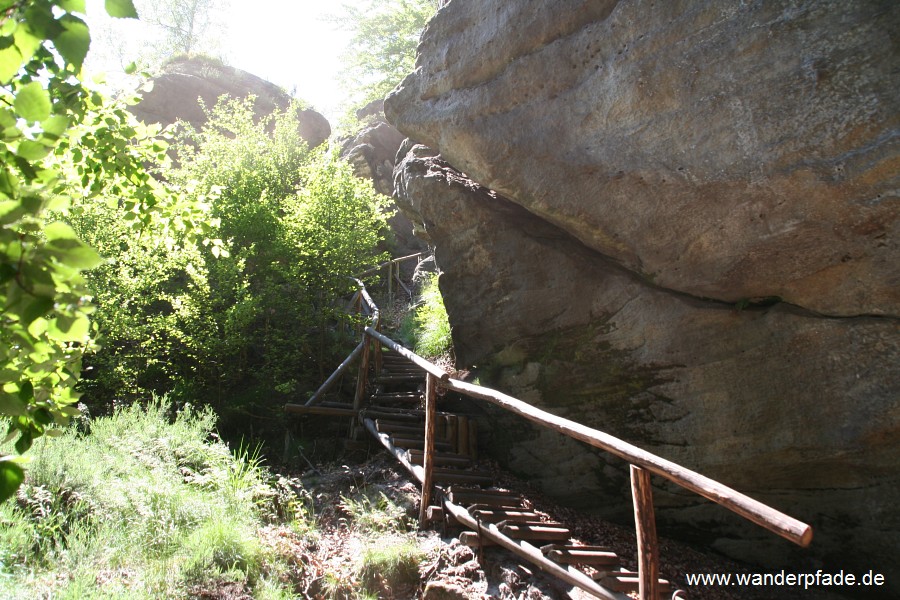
[
  {"xmin": 353, "ymin": 333, "xmax": 371, "ymax": 411},
  {"xmin": 419, "ymin": 373, "xmax": 437, "ymax": 525},
  {"xmin": 631, "ymin": 465, "xmax": 660, "ymax": 600}
]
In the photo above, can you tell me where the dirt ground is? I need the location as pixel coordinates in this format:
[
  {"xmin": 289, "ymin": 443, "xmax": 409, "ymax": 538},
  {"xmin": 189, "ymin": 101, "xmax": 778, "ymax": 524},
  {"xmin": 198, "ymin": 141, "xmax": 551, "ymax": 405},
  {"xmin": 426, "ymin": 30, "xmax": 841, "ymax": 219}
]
[{"xmin": 260, "ymin": 447, "xmax": 850, "ymax": 600}]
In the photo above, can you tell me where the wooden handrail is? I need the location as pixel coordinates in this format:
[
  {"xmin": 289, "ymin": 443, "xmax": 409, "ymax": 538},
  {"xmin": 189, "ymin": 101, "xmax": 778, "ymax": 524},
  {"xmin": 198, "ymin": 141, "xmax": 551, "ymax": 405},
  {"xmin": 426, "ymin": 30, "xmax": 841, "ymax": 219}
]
[
  {"xmin": 356, "ymin": 252, "xmax": 424, "ymax": 278},
  {"xmin": 365, "ymin": 326, "xmax": 450, "ymax": 382},
  {"xmin": 290, "ymin": 266, "xmax": 814, "ymax": 600},
  {"xmin": 443, "ymin": 377, "xmax": 812, "ymax": 547},
  {"xmin": 303, "ymin": 341, "xmax": 365, "ymax": 407}
]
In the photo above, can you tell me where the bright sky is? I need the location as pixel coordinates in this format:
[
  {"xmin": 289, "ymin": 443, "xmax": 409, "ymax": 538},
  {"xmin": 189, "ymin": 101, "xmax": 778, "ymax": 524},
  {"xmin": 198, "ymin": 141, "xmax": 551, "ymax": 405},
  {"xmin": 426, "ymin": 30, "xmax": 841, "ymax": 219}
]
[{"xmin": 85, "ymin": 1, "xmax": 360, "ymax": 122}]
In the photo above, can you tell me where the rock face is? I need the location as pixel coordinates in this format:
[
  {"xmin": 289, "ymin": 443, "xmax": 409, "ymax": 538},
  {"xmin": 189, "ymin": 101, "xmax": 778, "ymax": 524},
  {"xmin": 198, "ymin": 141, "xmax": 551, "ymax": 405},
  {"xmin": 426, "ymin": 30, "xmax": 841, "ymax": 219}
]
[
  {"xmin": 388, "ymin": 0, "xmax": 900, "ymax": 593},
  {"xmin": 132, "ymin": 56, "xmax": 330, "ymax": 148},
  {"xmin": 341, "ymin": 101, "xmax": 426, "ymax": 255},
  {"xmin": 387, "ymin": 0, "xmax": 899, "ymax": 318}
]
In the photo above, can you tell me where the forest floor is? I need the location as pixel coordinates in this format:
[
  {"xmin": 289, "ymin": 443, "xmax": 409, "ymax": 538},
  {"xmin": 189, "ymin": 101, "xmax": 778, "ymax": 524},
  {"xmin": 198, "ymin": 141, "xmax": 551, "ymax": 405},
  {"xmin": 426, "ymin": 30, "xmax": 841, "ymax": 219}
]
[{"xmin": 262, "ymin": 444, "xmax": 839, "ymax": 600}]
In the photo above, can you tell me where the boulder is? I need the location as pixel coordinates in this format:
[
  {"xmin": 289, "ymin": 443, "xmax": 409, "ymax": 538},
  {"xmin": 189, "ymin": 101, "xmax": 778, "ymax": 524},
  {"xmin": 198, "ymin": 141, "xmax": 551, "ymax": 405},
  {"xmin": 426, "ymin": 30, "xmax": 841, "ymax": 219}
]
[
  {"xmin": 386, "ymin": 0, "xmax": 899, "ymax": 317},
  {"xmin": 341, "ymin": 102, "xmax": 426, "ymax": 255},
  {"xmin": 132, "ymin": 56, "xmax": 330, "ymax": 147},
  {"xmin": 387, "ymin": 2, "xmax": 900, "ymax": 590},
  {"xmin": 394, "ymin": 142, "xmax": 899, "ymax": 591}
]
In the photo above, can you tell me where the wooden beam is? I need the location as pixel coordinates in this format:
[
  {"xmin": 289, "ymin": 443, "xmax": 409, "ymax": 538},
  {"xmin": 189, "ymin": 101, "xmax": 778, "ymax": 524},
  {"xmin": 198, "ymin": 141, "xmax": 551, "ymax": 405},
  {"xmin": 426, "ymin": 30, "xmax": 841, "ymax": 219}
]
[
  {"xmin": 443, "ymin": 500, "xmax": 627, "ymax": 600},
  {"xmin": 631, "ymin": 466, "xmax": 660, "ymax": 600},
  {"xmin": 355, "ymin": 252, "xmax": 423, "ymax": 278},
  {"xmin": 419, "ymin": 373, "xmax": 437, "ymax": 525},
  {"xmin": 362, "ymin": 417, "xmax": 425, "ymax": 484},
  {"xmin": 443, "ymin": 378, "xmax": 812, "ymax": 547},
  {"xmin": 353, "ymin": 334, "xmax": 371, "ymax": 411},
  {"xmin": 284, "ymin": 405, "xmax": 358, "ymax": 418},
  {"xmin": 365, "ymin": 326, "xmax": 450, "ymax": 381},
  {"xmin": 304, "ymin": 341, "xmax": 364, "ymax": 407}
]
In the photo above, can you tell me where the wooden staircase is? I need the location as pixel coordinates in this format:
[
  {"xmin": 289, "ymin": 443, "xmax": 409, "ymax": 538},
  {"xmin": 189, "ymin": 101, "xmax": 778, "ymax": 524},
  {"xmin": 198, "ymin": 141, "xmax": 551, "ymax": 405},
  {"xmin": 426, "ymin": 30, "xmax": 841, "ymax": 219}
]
[
  {"xmin": 359, "ymin": 348, "xmax": 669, "ymax": 599},
  {"xmin": 285, "ymin": 257, "xmax": 813, "ymax": 600}
]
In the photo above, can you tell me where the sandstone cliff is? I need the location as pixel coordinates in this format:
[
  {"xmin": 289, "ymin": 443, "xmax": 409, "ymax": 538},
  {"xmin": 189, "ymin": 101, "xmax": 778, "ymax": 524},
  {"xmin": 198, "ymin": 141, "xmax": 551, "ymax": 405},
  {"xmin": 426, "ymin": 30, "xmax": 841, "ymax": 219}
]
[
  {"xmin": 340, "ymin": 100, "xmax": 425, "ymax": 255},
  {"xmin": 387, "ymin": 0, "xmax": 899, "ymax": 592},
  {"xmin": 132, "ymin": 56, "xmax": 331, "ymax": 148}
]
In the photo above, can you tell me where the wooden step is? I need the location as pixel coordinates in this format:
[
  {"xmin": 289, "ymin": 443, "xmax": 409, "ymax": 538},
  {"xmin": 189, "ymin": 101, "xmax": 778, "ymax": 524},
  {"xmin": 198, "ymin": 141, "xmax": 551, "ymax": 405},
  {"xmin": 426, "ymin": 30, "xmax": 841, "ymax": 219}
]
[
  {"xmin": 361, "ymin": 409, "xmax": 421, "ymax": 422},
  {"xmin": 449, "ymin": 487, "xmax": 525, "ymax": 508},
  {"xmin": 471, "ymin": 509, "xmax": 543, "ymax": 524},
  {"xmin": 390, "ymin": 436, "xmax": 453, "ymax": 451},
  {"xmin": 595, "ymin": 571, "xmax": 672, "ymax": 595},
  {"xmin": 371, "ymin": 391, "xmax": 422, "ymax": 401},
  {"xmin": 407, "ymin": 449, "xmax": 472, "ymax": 468},
  {"xmin": 499, "ymin": 523, "xmax": 571, "ymax": 541},
  {"xmin": 375, "ymin": 420, "xmax": 425, "ymax": 436},
  {"xmin": 432, "ymin": 468, "xmax": 494, "ymax": 486},
  {"xmin": 374, "ymin": 374, "xmax": 424, "ymax": 383},
  {"xmin": 541, "ymin": 544, "xmax": 620, "ymax": 567}
]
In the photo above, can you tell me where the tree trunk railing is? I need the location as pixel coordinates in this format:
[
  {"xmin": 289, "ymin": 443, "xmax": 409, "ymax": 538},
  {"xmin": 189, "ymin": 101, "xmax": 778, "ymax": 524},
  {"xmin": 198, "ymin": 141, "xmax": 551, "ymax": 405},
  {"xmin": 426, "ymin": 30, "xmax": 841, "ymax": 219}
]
[{"xmin": 285, "ymin": 263, "xmax": 813, "ymax": 600}]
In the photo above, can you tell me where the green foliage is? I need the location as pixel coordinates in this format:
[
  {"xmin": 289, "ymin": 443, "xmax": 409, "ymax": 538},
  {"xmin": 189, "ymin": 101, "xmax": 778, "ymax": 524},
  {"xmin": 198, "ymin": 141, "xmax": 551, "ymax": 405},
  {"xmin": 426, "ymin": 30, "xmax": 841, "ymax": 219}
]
[
  {"xmin": 0, "ymin": 0, "xmax": 219, "ymax": 501},
  {"xmin": 401, "ymin": 272, "xmax": 452, "ymax": 358},
  {"xmin": 339, "ymin": 490, "xmax": 414, "ymax": 533},
  {"xmin": 0, "ymin": 399, "xmax": 308, "ymax": 598},
  {"xmin": 336, "ymin": 488, "xmax": 424, "ymax": 597},
  {"xmin": 75, "ymin": 95, "xmax": 391, "ymax": 424},
  {"xmin": 357, "ymin": 535, "xmax": 425, "ymax": 592},
  {"xmin": 333, "ymin": 0, "xmax": 440, "ymax": 112}
]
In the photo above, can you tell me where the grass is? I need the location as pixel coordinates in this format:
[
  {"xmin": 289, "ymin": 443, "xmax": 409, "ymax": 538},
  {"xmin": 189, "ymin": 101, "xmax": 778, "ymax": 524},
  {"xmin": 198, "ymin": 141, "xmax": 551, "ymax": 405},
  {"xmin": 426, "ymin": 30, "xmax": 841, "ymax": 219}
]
[
  {"xmin": 337, "ymin": 488, "xmax": 427, "ymax": 598},
  {"xmin": 400, "ymin": 272, "xmax": 453, "ymax": 359},
  {"xmin": 0, "ymin": 399, "xmax": 308, "ymax": 599}
]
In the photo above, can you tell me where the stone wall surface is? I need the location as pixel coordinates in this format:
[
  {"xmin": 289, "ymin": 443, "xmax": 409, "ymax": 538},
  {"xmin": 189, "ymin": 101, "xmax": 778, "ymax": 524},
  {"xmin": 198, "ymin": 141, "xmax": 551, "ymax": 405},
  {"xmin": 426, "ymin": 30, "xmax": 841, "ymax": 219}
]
[
  {"xmin": 388, "ymin": 0, "xmax": 900, "ymax": 593},
  {"xmin": 341, "ymin": 100, "xmax": 426, "ymax": 255},
  {"xmin": 133, "ymin": 56, "xmax": 330, "ymax": 148},
  {"xmin": 387, "ymin": 0, "xmax": 899, "ymax": 317}
]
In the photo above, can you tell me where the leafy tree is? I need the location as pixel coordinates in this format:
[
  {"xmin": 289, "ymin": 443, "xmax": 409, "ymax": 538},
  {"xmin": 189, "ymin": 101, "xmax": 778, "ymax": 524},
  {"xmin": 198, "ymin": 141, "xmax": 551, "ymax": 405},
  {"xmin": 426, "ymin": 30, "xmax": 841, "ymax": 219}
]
[
  {"xmin": 334, "ymin": 0, "xmax": 439, "ymax": 111},
  {"xmin": 76, "ymin": 96, "xmax": 392, "ymax": 429},
  {"xmin": 136, "ymin": 0, "xmax": 229, "ymax": 61},
  {"xmin": 0, "ymin": 0, "xmax": 216, "ymax": 502}
]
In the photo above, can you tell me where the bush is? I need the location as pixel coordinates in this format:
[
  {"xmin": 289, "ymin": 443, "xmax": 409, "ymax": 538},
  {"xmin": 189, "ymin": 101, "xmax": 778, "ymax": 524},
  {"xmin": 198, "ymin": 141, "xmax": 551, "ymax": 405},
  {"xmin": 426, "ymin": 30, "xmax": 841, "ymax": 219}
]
[
  {"xmin": 0, "ymin": 400, "xmax": 309, "ymax": 599},
  {"xmin": 75, "ymin": 96, "xmax": 392, "ymax": 424},
  {"xmin": 401, "ymin": 272, "xmax": 453, "ymax": 359}
]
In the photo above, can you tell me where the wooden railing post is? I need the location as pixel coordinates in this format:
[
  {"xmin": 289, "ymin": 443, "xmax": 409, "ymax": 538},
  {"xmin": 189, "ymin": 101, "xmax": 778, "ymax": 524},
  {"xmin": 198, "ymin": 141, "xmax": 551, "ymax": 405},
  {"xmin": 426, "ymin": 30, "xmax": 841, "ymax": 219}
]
[
  {"xmin": 386, "ymin": 261, "xmax": 393, "ymax": 303},
  {"xmin": 631, "ymin": 465, "xmax": 660, "ymax": 600},
  {"xmin": 353, "ymin": 333, "xmax": 371, "ymax": 412},
  {"xmin": 373, "ymin": 323, "xmax": 383, "ymax": 376},
  {"xmin": 419, "ymin": 373, "xmax": 437, "ymax": 526}
]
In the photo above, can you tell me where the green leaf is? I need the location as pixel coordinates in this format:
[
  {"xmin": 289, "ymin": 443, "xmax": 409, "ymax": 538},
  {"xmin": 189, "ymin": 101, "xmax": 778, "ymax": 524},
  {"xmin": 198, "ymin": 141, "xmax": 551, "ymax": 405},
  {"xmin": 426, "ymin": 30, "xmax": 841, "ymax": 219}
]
[
  {"xmin": 44, "ymin": 221, "xmax": 79, "ymax": 241},
  {"xmin": 16, "ymin": 139, "xmax": 52, "ymax": 160},
  {"xmin": 23, "ymin": 5, "xmax": 64, "ymax": 40},
  {"xmin": 0, "ymin": 394, "xmax": 28, "ymax": 417},
  {"xmin": 105, "ymin": 0, "xmax": 139, "ymax": 19},
  {"xmin": 124, "ymin": 61, "xmax": 137, "ymax": 75},
  {"xmin": 14, "ymin": 431, "xmax": 32, "ymax": 454},
  {"xmin": 48, "ymin": 313, "xmax": 90, "ymax": 341},
  {"xmin": 13, "ymin": 26, "xmax": 42, "ymax": 64},
  {"xmin": 59, "ymin": 405, "xmax": 81, "ymax": 417},
  {"xmin": 16, "ymin": 381, "xmax": 33, "ymax": 402},
  {"xmin": 14, "ymin": 82, "xmax": 51, "ymax": 122},
  {"xmin": 55, "ymin": 16, "xmax": 91, "ymax": 71},
  {"xmin": 47, "ymin": 238, "xmax": 104, "ymax": 269},
  {"xmin": 0, "ymin": 460, "xmax": 24, "ymax": 503},
  {"xmin": 41, "ymin": 114, "xmax": 70, "ymax": 136},
  {"xmin": 22, "ymin": 297, "xmax": 53, "ymax": 325},
  {"xmin": 0, "ymin": 42, "xmax": 22, "ymax": 84},
  {"xmin": 59, "ymin": 0, "xmax": 87, "ymax": 12},
  {"xmin": 33, "ymin": 408, "xmax": 53, "ymax": 426},
  {"xmin": 0, "ymin": 199, "xmax": 24, "ymax": 223}
]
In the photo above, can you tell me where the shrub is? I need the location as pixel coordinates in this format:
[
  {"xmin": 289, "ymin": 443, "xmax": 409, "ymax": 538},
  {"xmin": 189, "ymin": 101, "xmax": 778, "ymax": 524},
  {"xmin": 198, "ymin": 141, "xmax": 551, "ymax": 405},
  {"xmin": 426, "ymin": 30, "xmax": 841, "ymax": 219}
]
[
  {"xmin": 401, "ymin": 272, "xmax": 453, "ymax": 358},
  {"xmin": 0, "ymin": 400, "xmax": 309, "ymax": 599}
]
